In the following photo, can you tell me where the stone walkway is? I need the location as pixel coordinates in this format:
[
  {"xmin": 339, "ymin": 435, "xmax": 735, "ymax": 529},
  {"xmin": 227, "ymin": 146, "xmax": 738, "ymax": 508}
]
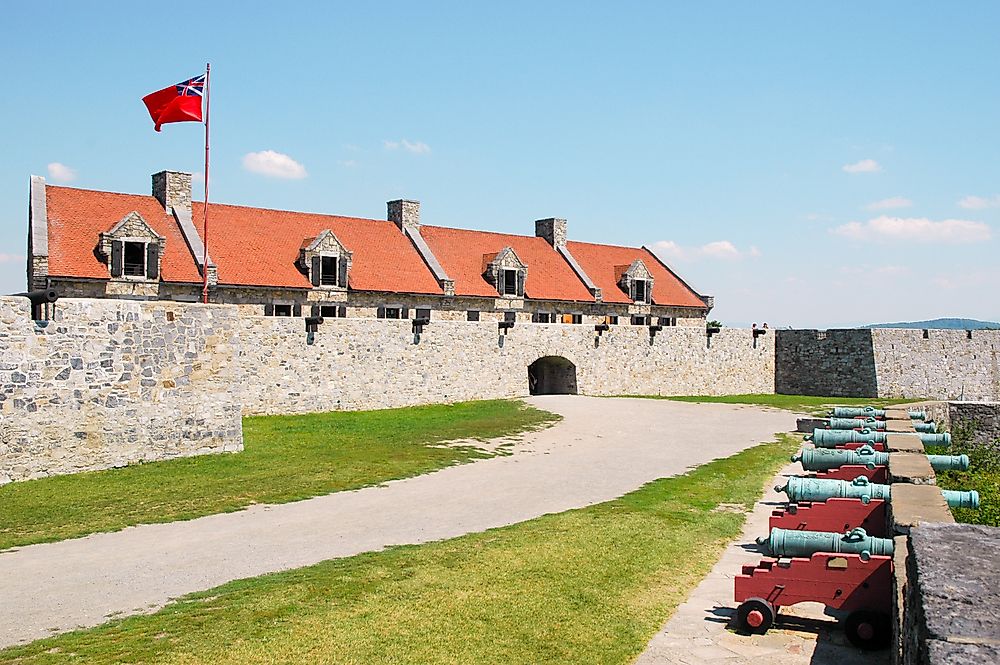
[
  {"xmin": 0, "ymin": 396, "xmax": 792, "ymax": 648},
  {"xmin": 636, "ymin": 463, "xmax": 889, "ymax": 665}
]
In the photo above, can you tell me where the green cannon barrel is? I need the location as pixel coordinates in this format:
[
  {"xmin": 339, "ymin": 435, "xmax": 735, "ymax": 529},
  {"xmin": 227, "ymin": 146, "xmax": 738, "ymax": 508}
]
[
  {"xmin": 793, "ymin": 447, "xmax": 968, "ymax": 472},
  {"xmin": 830, "ymin": 406, "xmax": 886, "ymax": 418},
  {"xmin": 804, "ymin": 428, "xmax": 951, "ymax": 447},
  {"xmin": 806, "ymin": 429, "xmax": 880, "ymax": 446},
  {"xmin": 909, "ymin": 410, "xmax": 928, "ymax": 421},
  {"xmin": 777, "ymin": 476, "xmax": 979, "ymax": 509},
  {"xmin": 777, "ymin": 475, "xmax": 890, "ymax": 502},
  {"xmin": 828, "ymin": 418, "xmax": 887, "ymax": 431},
  {"xmin": 919, "ymin": 432, "xmax": 952, "ymax": 446},
  {"xmin": 927, "ymin": 454, "xmax": 970, "ymax": 472},
  {"xmin": 757, "ymin": 527, "xmax": 894, "ymax": 558},
  {"xmin": 793, "ymin": 445, "xmax": 888, "ymax": 470},
  {"xmin": 914, "ymin": 422, "xmax": 937, "ymax": 433},
  {"xmin": 941, "ymin": 490, "xmax": 980, "ymax": 509}
]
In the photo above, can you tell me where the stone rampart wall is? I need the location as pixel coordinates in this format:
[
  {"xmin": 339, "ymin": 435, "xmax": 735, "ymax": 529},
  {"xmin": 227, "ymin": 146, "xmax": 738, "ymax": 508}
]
[
  {"xmin": 0, "ymin": 297, "xmax": 243, "ymax": 483},
  {"xmin": 872, "ymin": 329, "xmax": 1000, "ymax": 401},
  {"xmin": 775, "ymin": 329, "xmax": 1000, "ymax": 400},
  {"xmin": 6, "ymin": 295, "xmax": 999, "ymax": 482},
  {"xmin": 236, "ymin": 317, "xmax": 775, "ymax": 414},
  {"xmin": 774, "ymin": 329, "xmax": 878, "ymax": 397}
]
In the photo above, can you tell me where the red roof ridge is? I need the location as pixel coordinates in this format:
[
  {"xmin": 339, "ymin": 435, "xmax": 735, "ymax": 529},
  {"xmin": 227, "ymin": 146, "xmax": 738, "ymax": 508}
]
[
  {"xmin": 421, "ymin": 224, "xmax": 549, "ymax": 242},
  {"xmin": 191, "ymin": 199, "xmax": 390, "ymax": 225},
  {"xmin": 45, "ymin": 183, "xmax": 390, "ymax": 226},
  {"xmin": 568, "ymin": 238, "xmax": 648, "ymax": 252}
]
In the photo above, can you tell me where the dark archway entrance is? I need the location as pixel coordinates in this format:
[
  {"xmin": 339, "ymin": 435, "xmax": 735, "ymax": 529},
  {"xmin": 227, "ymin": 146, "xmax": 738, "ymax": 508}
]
[{"xmin": 527, "ymin": 356, "xmax": 578, "ymax": 395}]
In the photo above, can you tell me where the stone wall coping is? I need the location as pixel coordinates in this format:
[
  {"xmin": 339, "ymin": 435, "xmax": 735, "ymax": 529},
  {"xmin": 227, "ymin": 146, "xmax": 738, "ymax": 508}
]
[
  {"xmin": 890, "ymin": 485, "xmax": 954, "ymax": 534},
  {"xmin": 889, "ymin": 452, "xmax": 936, "ymax": 485},
  {"xmin": 886, "ymin": 418, "xmax": 917, "ymax": 433},
  {"xmin": 886, "ymin": 433, "xmax": 925, "ymax": 453}
]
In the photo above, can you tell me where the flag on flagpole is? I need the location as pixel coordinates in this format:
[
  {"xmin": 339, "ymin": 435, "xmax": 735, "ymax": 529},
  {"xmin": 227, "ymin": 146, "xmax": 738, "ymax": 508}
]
[{"xmin": 142, "ymin": 74, "xmax": 205, "ymax": 131}]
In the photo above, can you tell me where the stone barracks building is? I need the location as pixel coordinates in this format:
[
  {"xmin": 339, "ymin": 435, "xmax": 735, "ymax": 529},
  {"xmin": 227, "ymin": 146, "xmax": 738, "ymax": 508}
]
[{"xmin": 26, "ymin": 170, "xmax": 712, "ymax": 325}]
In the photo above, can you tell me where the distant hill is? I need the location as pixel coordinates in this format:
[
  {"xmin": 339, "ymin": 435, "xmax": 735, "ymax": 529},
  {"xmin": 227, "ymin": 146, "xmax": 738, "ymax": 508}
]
[{"xmin": 864, "ymin": 318, "xmax": 1000, "ymax": 330}]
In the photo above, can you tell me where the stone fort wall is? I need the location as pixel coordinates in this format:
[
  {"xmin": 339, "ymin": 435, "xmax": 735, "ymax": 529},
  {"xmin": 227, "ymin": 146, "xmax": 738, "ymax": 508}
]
[
  {"xmin": 237, "ymin": 316, "xmax": 775, "ymax": 415},
  {"xmin": 774, "ymin": 328, "xmax": 1000, "ymax": 400},
  {"xmin": 0, "ymin": 297, "xmax": 243, "ymax": 483},
  {"xmin": 4, "ymin": 296, "xmax": 999, "ymax": 483}
]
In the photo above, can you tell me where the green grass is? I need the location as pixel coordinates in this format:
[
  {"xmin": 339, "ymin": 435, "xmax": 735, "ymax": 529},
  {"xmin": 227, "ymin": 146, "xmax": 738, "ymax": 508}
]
[
  {"xmin": 927, "ymin": 421, "xmax": 1000, "ymax": 527},
  {"xmin": 0, "ymin": 434, "xmax": 798, "ymax": 665},
  {"xmin": 624, "ymin": 394, "xmax": 918, "ymax": 417},
  {"xmin": 0, "ymin": 400, "xmax": 557, "ymax": 552}
]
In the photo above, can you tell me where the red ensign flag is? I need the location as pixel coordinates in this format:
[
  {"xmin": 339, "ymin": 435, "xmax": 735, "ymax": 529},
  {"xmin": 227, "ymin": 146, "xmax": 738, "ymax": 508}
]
[{"xmin": 142, "ymin": 74, "xmax": 205, "ymax": 131}]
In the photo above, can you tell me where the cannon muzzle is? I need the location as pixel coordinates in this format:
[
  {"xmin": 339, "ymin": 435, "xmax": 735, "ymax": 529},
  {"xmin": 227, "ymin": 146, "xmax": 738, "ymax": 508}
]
[
  {"xmin": 11, "ymin": 289, "xmax": 59, "ymax": 319},
  {"xmin": 13, "ymin": 289, "xmax": 59, "ymax": 306}
]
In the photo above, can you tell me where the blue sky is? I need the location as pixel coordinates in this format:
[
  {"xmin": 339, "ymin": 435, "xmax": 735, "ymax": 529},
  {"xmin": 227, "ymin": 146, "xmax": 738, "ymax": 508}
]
[{"xmin": 2, "ymin": 2, "xmax": 997, "ymax": 327}]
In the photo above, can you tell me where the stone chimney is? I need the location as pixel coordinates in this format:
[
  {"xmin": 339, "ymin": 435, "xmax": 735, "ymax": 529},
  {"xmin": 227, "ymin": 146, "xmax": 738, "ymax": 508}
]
[
  {"xmin": 152, "ymin": 171, "xmax": 193, "ymax": 215},
  {"xmin": 535, "ymin": 218, "xmax": 567, "ymax": 249},
  {"xmin": 388, "ymin": 199, "xmax": 420, "ymax": 232}
]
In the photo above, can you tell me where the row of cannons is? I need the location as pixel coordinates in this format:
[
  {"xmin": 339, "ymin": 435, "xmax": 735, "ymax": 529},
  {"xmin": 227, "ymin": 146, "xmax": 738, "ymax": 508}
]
[{"xmin": 732, "ymin": 406, "xmax": 979, "ymax": 650}]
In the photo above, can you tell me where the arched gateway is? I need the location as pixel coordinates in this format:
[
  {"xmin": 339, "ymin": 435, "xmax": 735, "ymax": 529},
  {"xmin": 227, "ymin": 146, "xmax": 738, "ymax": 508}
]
[{"xmin": 527, "ymin": 356, "xmax": 578, "ymax": 395}]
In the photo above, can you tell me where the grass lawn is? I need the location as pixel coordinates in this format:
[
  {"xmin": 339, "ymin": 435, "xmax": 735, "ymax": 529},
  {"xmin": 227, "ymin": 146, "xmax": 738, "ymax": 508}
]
[
  {"xmin": 926, "ymin": 421, "xmax": 1000, "ymax": 527},
  {"xmin": 0, "ymin": 434, "xmax": 798, "ymax": 665},
  {"xmin": 0, "ymin": 400, "xmax": 557, "ymax": 552},
  {"xmin": 631, "ymin": 394, "xmax": 918, "ymax": 417}
]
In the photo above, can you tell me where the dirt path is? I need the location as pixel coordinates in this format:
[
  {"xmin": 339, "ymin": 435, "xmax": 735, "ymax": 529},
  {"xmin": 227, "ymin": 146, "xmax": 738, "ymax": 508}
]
[{"xmin": 0, "ymin": 396, "xmax": 792, "ymax": 648}]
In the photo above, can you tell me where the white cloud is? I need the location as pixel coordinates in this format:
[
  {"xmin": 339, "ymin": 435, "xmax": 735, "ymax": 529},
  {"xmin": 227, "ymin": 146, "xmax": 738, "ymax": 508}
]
[
  {"xmin": 338, "ymin": 159, "xmax": 358, "ymax": 168},
  {"xmin": 958, "ymin": 195, "xmax": 1000, "ymax": 210},
  {"xmin": 865, "ymin": 196, "xmax": 912, "ymax": 210},
  {"xmin": 383, "ymin": 139, "xmax": 431, "ymax": 154},
  {"xmin": 242, "ymin": 150, "xmax": 307, "ymax": 179},
  {"xmin": 47, "ymin": 162, "xmax": 77, "ymax": 183},
  {"xmin": 831, "ymin": 215, "xmax": 992, "ymax": 244},
  {"xmin": 651, "ymin": 239, "xmax": 759, "ymax": 262},
  {"xmin": 0, "ymin": 253, "xmax": 24, "ymax": 264},
  {"xmin": 842, "ymin": 158, "xmax": 881, "ymax": 174},
  {"xmin": 699, "ymin": 240, "xmax": 741, "ymax": 260}
]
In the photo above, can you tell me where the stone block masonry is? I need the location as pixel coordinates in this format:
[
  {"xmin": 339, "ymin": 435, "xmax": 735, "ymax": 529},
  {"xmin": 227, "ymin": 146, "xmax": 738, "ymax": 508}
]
[
  {"xmin": 0, "ymin": 297, "xmax": 243, "ymax": 483},
  {"xmin": 775, "ymin": 328, "xmax": 1000, "ymax": 400},
  {"xmin": 236, "ymin": 317, "xmax": 775, "ymax": 414}
]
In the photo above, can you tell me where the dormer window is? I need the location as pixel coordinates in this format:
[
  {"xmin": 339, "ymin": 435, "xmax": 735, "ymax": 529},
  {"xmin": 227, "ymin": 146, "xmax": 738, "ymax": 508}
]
[
  {"xmin": 501, "ymin": 269, "xmax": 519, "ymax": 296},
  {"xmin": 484, "ymin": 247, "xmax": 527, "ymax": 298},
  {"xmin": 617, "ymin": 259, "xmax": 654, "ymax": 305},
  {"xmin": 101, "ymin": 211, "xmax": 164, "ymax": 281},
  {"xmin": 319, "ymin": 256, "xmax": 340, "ymax": 286},
  {"xmin": 302, "ymin": 230, "xmax": 352, "ymax": 289},
  {"xmin": 632, "ymin": 278, "xmax": 650, "ymax": 304},
  {"xmin": 123, "ymin": 242, "xmax": 146, "ymax": 276}
]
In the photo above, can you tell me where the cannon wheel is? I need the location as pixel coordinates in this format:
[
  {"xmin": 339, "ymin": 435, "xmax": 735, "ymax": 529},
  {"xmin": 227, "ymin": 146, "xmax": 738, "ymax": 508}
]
[
  {"xmin": 845, "ymin": 610, "xmax": 891, "ymax": 650},
  {"xmin": 736, "ymin": 597, "xmax": 775, "ymax": 634}
]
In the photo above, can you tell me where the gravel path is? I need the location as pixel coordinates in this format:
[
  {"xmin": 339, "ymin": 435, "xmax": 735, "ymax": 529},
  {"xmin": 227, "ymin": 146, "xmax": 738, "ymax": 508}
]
[{"xmin": 0, "ymin": 396, "xmax": 792, "ymax": 648}]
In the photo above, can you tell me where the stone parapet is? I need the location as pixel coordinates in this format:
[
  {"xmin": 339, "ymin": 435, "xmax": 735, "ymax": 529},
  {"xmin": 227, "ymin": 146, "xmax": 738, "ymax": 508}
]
[
  {"xmin": 901, "ymin": 523, "xmax": 1000, "ymax": 665},
  {"xmin": 0, "ymin": 297, "xmax": 242, "ymax": 483},
  {"xmin": 889, "ymin": 453, "xmax": 936, "ymax": 485}
]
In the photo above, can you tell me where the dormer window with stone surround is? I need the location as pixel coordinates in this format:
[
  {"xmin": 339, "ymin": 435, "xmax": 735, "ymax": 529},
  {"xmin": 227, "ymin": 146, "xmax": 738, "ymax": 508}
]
[
  {"xmin": 484, "ymin": 247, "xmax": 527, "ymax": 298},
  {"xmin": 617, "ymin": 259, "xmax": 653, "ymax": 305},
  {"xmin": 301, "ymin": 230, "xmax": 351, "ymax": 289},
  {"xmin": 99, "ymin": 211, "xmax": 164, "ymax": 281}
]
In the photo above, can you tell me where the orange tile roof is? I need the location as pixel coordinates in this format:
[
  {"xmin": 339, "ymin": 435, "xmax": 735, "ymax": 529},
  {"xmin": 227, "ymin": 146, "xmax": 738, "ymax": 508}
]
[
  {"xmin": 46, "ymin": 186, "xmax": 203, "ymax": 283},
  {"xmin": 420, "ymin": 226, "xmax": 595, "ymax": 302},
  {"xmin": 44, "ymin": 185, "xmax": 442, "ymax": 294},
  {"xmin": 188, "ymin": 201, "xmax": 441, "ymax": 293},
  {"xmin": 566, "ymin": 241, "xmax": 706, "ymax": 308}
]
